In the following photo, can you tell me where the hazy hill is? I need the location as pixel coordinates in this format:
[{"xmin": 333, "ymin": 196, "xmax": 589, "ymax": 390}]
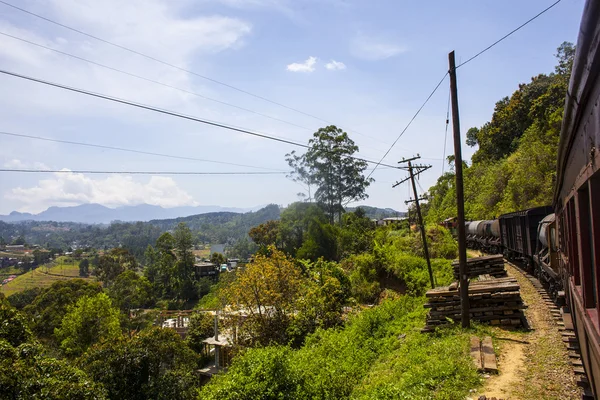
[{"xmin": 0, "ymin": 204, "xmax": 260, "ymax": 224}]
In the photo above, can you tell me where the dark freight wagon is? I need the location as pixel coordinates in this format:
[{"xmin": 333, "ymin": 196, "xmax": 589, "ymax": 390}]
[{"xmin": 498, "ymin": 206, "xmax": 553, "ymax": 269}]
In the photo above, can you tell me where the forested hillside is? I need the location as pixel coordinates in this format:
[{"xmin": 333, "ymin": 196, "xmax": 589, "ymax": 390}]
[
  {"xmin": 426, "ymin": 43, "xmax": 574, "ymax": 221},
  {"xmin": 0, "ymin": 206, "xmax": 282, "ymax": 257}
]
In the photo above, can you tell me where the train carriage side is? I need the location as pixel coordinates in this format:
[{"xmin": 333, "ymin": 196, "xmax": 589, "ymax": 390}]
[
  {"xmin": 554, "ymin": 0, "xmax": 600, "ymax": 395},
  {"xmin": 499, "ymin": 206, "xmax": 552, "ymax": 269}
]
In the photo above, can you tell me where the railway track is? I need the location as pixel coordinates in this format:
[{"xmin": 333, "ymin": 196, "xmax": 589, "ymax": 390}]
[{"xmin": 505, "ymin": 259, "xmax": 595, "ymax": 400}]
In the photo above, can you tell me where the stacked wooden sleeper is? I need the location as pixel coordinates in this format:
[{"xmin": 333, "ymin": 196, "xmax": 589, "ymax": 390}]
[
  {"xmin": 422, "ymin": 276, "xmax": 526, "ymax": 332},
  {"xmin": 452, "ymin": 255, "xmax": 506, "ymax": 280}
]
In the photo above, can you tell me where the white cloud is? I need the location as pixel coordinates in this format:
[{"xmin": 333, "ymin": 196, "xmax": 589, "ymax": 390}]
[
  {"xmin": 286, "ymin": 56, "xmax": 317, "ymax": 72},
  {"xmin": 3, "ymin": 159, "xmax": 50, "ymax": 170},
  {"xmin": 351, "ymin": 33, "xmax": 406, "ymax": 60},
  {"xmin": 6, "ymin": 171, "xmax": 198, "ymax": 213},
  {"xmin": 325, "ymin": 60, "xmax": 346, "ymax": 70},
  {"xmin": 0, "ymin": 0, "xmax": 252, "ymax": 116}
]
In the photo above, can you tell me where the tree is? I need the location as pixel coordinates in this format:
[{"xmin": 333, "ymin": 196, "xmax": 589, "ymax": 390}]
[
  {"xmin": 80, "ymin": 327, "xmax": 198, "ymax": 400},
  {"xmin": 210, "ymin": 252, "xmax": 226, "ymax": 267},
  {"xmin": 79, "ymin": 258, "xmax": 90, "ymax": 277},
  {"xmin": 466, "ymin": 127, "xmax": 479, "ymax": 147},
  {"xmin": 339, "ymin": 208, "xmax": 375, "ymax": 256},
  {"xmin": 6, "ymin": 287, "xmax": 42, "ymax": 310},
  {"xmin": 32, "ymin": 249, "xmax": 51, "ymax": 265},
  {"xmin": 108, "ymin": 270, "xmax": 154, "ymax": 314},
  {"xmin": 227, "ymin": 237, "xmax": 257, "ymax": 260},
  {"xmin": 296, "ymin": 218, "xmax": 340, "ymax": 262},
  {"xmin": 285, "ymin": 150, "xmax": 314, "ymax": 202},
  {"xmin": 287, "ymin": 126, "xmax": 373, "ymax": 224},
  {"xmin": 12, "ymin": 236, "xmax": 26, "ymax": 245},
  {"xmin": 144, "ymin": 233, "xmax": 177, "ymax": 300},
  {"xmin": 54, "ymin": 292, "xmax": 122, "ymax": 357},
  {"xmin": 555, "ymin": 41, "xmax": 575, "ymax": 77},
  {"xmin": 0, "ymin": 301, "xmax": 106, "ymax": 400},
  {"xmin": 248, "ymin": 220, "xmax": 281, "ymax": 249},
  {"xmin": 185, "ymin": 312, "xmax": 215, "ymax": 353},
  {"xmin": 95, "ymin": 248, "xmax": 138, "ymax": 286},
  {"xmin": 0, "ymin": 296, "xmax": 32, "ymax": 347},
  {"xmin": 23, "ymin": 279, "xmax": 103, "ymax": 339},
  {"xmin": 224, "ymin": 247, "xmax": 304, "ymax": 346},
  {"xmin": 278, "ymin": 202, "xmax": 328, "ymax": 257},
  {"xmin": 173, "ymin": 223, "xmax": 196, "ymax": 301}
]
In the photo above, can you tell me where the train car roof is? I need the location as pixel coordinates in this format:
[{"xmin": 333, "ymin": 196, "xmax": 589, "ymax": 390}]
[
  {"xmin": 554, "ymin": 0, "xmax": 600, "ymax": 207},
  {"xmin": 498, "ymin": 206, "xmax": 553, "ymax": 219}
]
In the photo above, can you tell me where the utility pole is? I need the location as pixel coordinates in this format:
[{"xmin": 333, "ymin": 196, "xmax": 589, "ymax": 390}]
[
  {"xmin": 449, "ymin": 50, "xmax": 470, "ymax": 328},
  {"xmin": 393, "ymin": 156, "xmax": 435, "ymax": 289}
]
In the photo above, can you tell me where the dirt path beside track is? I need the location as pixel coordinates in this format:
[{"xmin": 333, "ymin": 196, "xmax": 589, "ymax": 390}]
[{"xmin": 474, "ymin": 263, "xmax": 581, "ymax": 400}]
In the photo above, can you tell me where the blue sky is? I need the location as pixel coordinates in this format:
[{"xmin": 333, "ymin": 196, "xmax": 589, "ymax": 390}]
[{"xmin": 0, "ymin": 0, "xmax": 585, "ymax": 214}]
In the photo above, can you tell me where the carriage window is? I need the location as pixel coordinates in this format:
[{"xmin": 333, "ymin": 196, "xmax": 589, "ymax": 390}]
[{"xmin": 576, "ymin": 184, "xmax": 596, "ymax": 309}]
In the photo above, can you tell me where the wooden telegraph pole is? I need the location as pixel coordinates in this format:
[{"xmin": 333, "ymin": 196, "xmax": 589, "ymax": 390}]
[
  {"xmin": 448, "ymin": 51, "xmax": 470, "ymax": 328},
  {"xmin": 393, "ymin": 156, "xmax": 435, "ymax": 289}
]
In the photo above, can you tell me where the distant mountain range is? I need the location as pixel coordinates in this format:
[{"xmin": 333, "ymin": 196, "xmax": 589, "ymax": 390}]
[
  {"xmin": 0, "ymin": 203, "xmax": 405, "ymax": 225},
  {"xmin": 0, "ymin": 204, "xmax": 262, "ymax": 224}
]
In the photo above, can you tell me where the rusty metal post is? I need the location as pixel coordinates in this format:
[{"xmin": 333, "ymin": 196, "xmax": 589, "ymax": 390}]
[{"xmin": 449, "ymin": 51, "xmax": 470, "ymax": 328}]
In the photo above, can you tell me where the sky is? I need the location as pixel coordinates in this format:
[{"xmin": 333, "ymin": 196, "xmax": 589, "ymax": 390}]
[{"xmin": 0, "ymin": 0, "xmax": 586, "ymax": 214}]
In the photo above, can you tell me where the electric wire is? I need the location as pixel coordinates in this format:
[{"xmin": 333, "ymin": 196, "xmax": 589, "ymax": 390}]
[
  {"xmin": 353, "ymin": 0, "xmax": 563, "ymax": 186},
  {"xmin": 342, "ymin": 73, "xmax": 448, "ymax": 207},
  {"xmin": 456, "ymin": 0, "xmax": 562, "ymax": 68},
  {"xmin": 0, "ymin": 131, "xmax": 286, "ymax": 172},
  {"xmin": 441, "ymin": 87, "xmax": 451, "ymax": 174},
  {"xmin": 0, "ymin": 68, "xmax": 309, "ymax": 147},
  {"xmin": 0, "ymin": 0, "xmax": 390, "ymax": 145},
  {"xmin": 364, "ymin": 72, "xmax": 449, "ymax": 182},
  {"xmin": 0, "ymin": 31, "xmax": 313, "ymax": 132},
  {"xmin": 0, "ymin": 169, "xmax": 286, "ymax": 175},
  {"xmin": 0, "ymin": 69, "xmax": 401, "ymax": 169},
  {"xmin": 0, "ymin": 31, "xmax": 393, "ymax": 157}
]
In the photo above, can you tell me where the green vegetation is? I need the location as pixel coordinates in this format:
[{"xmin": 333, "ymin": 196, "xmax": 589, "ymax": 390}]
[
  {"xmin": 55, "ymin": 292, "xmax": 122, "ymax": 357},
  {"xmin": 0, "ymin": 201, "xmax": 472, "ymax": 399},
  {"xmin": 0, "ymin": 113, "xmax": 531, "ymax": 399},
  {"xmin": 0, "ymin": 296, "xmax": 106, "ymax": 399},
  {"xmin": 79, "ymin": 327, "xmax": 199, "ymax": 400},
  {"xmin": 286, "ymin": 126, "xmax": 372, "ymax": 223},
  {"xmin": 199, "ymin": 297, "xmax": 480, "ymax": 400},
  {"xmin": 0, "ymin": 258, "xmax": 95, "ymax": 297},
  {"xmin": 426, "ymin": 43, "xmax": 574, "ymax": 221}
]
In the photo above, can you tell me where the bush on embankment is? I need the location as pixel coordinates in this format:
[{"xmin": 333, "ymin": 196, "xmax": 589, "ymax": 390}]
[{"xmin": 198, "ymin": 296, "xmax": 480, "ymax": 400}]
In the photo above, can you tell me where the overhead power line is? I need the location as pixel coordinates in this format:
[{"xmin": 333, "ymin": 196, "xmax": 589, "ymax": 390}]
[
  {"xmin": 456, "ymin": 0, "xmax": 562, "ymax": 68},
  {"xmin": 441, "ymin": 87, "xmax": 451, "ymax": 174},
  {"xmin": 0, "ymin": 31, "xmax": 312, "ymax": 132},
  {"xmin": 0, "ymin": 131, "xmax": 285, "ymax": 172},
  {"xmin": 0, "ymin": 0, "xmax": 389, "ymax": 145},
  {"xmin": 364, "ymin": 72, "xmax": 449, "ymax": 181},
  {"xmin": 0, "ymin": 69, "xmax": 401, "ymax": 169},
  {"xmin": 0, "ymin": 31, "xmax": 391, "ymax": 156},
  {"xmin": 0, "ymin": 68, "xmax": 309, "ymax": 147},
  {"xmin": 363, "ymin": 0, "xmax": 563, "ymax": 183},
  {"xmin": 0, "ymin": 169, "xmax": 286, "ymax": 175}
]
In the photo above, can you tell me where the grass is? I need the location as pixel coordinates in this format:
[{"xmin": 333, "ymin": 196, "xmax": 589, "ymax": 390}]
[
  {"xmin": 200, "ymin": 297, "xmax": 483, "ymax": 400},
  {"xmin": 0, "ymin": 260, "xmax": 94, "ymax": 297},
  {"xmin": 193, "ymin": 249, "xmax": 211, "ymax": 259},
  {"xmin": 0, "ymin": 266, "xmax": 24, "ymax": 278}
]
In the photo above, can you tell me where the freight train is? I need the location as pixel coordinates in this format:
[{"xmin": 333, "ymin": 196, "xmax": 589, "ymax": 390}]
[{"xmin": 457, "ymin": 1, "xmax": 600, "ymax": 394}]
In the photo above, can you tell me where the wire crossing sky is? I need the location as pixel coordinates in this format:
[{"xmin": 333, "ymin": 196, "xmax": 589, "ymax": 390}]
[{"xmin": 0, "ymin": 0, "xmax": 583, "ymax": 213}]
